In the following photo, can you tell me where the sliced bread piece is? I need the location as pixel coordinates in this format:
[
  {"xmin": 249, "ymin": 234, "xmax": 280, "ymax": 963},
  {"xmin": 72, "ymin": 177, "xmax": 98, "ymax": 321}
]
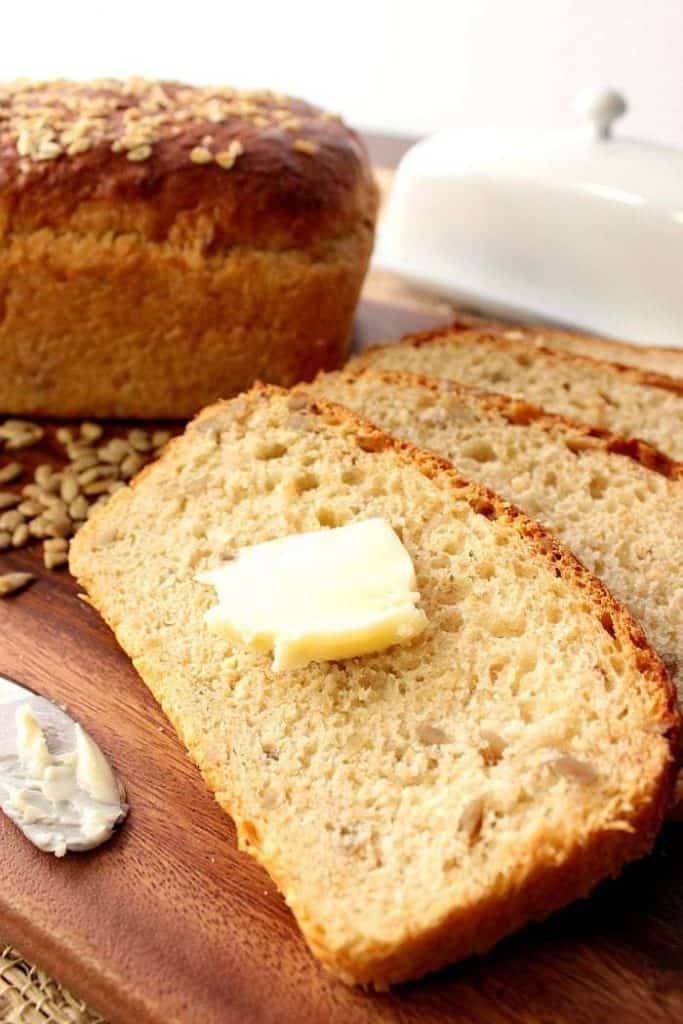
[
  {"xmin": 495, "ymin": 325, "xmax": 683, "ymax": 381},
  {"xmin": 353, "ymin": 326, "xmax": 683, "ymax": 460},
  {"xmin": 310, "ymin": 368, "xmax": 683, "ymax": 700},
  {"xmin": 444, "ymin": 315, "xmax": 683, "ymax": 379},
  {"xmin": 70, "ymin": 386, "xmax": 679, "ymax": 988}
]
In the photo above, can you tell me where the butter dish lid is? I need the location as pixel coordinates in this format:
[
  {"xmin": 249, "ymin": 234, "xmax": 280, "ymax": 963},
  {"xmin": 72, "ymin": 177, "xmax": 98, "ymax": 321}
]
[{"xmin": 375, "ymin": 89, "xmax": 683, "ymax": 346}]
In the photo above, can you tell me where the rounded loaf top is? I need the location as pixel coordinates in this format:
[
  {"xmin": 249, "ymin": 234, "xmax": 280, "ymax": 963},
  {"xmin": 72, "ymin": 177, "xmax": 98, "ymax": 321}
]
[{"xmin": 0, "ymin": 78, "xmax": 377, "ymax": 249}]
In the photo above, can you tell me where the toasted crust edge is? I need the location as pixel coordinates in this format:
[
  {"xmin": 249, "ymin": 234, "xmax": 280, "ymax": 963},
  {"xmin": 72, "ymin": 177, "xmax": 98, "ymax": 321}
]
[
  {"xmin": 435, "ymin": 312, "xmax": 683, "ymax": 374},
  {"xmin": 312, "ymin": 366, "xmax": 683, "ymax": 481},
  {"xmin": 69, "ymin": 384, "xmax": 681, "ymax": 988},
  {"xmin": 354, "ymin": 322, "xmax": 683, "ymax": 398}
]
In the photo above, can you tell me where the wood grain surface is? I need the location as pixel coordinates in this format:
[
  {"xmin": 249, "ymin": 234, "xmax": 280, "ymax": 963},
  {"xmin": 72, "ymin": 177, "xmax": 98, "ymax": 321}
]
[{"xmin": 1, "ymin": 297, "xmax": 682, "ymax": 1024}]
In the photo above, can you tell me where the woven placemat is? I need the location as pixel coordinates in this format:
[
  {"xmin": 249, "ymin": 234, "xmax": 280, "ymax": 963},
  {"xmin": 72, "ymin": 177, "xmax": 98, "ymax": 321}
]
[{"xmin": 0, "ymin": 947, "xmax": 105, "ymax": 1024}]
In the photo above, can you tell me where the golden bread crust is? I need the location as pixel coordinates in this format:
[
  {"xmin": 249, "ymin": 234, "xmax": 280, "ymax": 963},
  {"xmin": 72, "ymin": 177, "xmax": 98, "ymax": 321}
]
[
  {"xmin": 0, "ymin": 79, "xmax": 375, "ymax": 249},
  {"xmin": 0, "ymin": 79, "xmax": 378, "ymax": 417}
]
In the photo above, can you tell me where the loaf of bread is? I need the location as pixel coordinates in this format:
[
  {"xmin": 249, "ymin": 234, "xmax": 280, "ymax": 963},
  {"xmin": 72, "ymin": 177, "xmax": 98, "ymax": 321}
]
[
  {"xmin": 446, "ymin": 316, "xmax": 683, "ymax": 379},
  {"xmin": 311, "ymin": 367, "xmax": 683, "ymax": 702},
  {"xmin": 0, "ymin": 79, "xmax": 377, "ymax": 417},
  {"xmin": 70, "ymin": 385, "xmax": 679, "ymax": 987},
  {"xmin": 354, "ymin": 325, "xmax": 683, "ymax": 460}
]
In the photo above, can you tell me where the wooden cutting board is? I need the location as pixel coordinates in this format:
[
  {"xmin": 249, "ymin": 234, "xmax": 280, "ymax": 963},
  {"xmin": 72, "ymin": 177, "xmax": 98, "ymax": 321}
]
[{"xmin": 1, "ymin": 297, "xmax": 682, "ymax": 1024}]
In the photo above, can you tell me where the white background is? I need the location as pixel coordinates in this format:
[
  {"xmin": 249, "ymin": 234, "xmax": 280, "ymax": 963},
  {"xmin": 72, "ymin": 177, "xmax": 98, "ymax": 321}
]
[{"xmin": 4, "ymin": 0, "xmax": 683, "ymax": 145}]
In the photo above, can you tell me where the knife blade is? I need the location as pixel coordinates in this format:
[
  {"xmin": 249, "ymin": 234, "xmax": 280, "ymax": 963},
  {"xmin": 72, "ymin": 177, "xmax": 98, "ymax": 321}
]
[{"xmin": 0, "ymin": 673, "xmax": 128, "ymax": 856}]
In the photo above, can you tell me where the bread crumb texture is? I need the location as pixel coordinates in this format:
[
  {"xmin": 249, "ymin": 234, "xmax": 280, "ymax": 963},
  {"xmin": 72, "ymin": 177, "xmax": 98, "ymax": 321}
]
[
  {"xmin": 312, "ymin": 369, "xmax": 683, "ymax": 698},
  {"xmin": 447, "ymin": 316, "xmax": 683, "ymax": 379},
  {"xmin": 70, "ymin": 387, "xmax": 678, "ymax": 987},
  {"xmin": 354, "ymin": 328, "xmax": 683, "ymax": 461}
]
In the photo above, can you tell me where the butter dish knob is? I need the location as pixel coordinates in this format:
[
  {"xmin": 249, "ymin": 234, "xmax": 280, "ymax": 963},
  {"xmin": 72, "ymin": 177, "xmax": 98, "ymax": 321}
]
[{"xmin": 573, "ymin": 87, "xmax": 627, "ymax": 140}]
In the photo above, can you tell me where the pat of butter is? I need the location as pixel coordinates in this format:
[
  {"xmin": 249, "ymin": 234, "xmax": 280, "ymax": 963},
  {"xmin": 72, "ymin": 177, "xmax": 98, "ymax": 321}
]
[{"xmin": 197, "ymin": 518, "xmax": 427, "ymax": 671}]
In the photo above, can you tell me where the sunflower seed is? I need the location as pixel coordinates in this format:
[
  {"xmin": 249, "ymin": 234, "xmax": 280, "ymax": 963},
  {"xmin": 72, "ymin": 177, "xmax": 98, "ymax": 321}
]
[
  {"xmin": 56, "ymin": 427, "xmax": 74, "ymax": 445},
  {"xmin": 34, "ymin": 464, "xmax": 56, "ymax": 490},
  {"xmin": 80, "ymin": 421, "xmax": 103, "ymax": 442},
  {"xmin": 44, "ymin": 548, "xmax": 69, "ymax": 570},
  {"xmin": 0, "ymin": 531, "xmax": 11, "ymax": 550},
  {"xmin": 71, "ymin": 452, "xmax": 99, "ymax": 472},
  {"xmin": 0, "ymin": 572, "xmax": 35, "ymax": 596},
  {"xmin": 60, "ymin": 475, "xmax": 80, "ymax": 503},
  {"xmin": 548, "ymin": 755, "xmax": 598, "ymax": 784},
  {"xmin": 0, "ymin": 509, "xmax": 24, "ymax": 531},
  {"xmin": 83, "ymin": 479, "xmax": 114, "ymax": 496},
  {"xmin": 66, "ymin": 442, "xmax": 93, "ymax": 460},
  {"xmin": 0, "ymin": 492, "xmax": 20, "ymax": 510},
  {"xmin": 120, "ymin": 453, "xmax": 145, "ymax": 479},
  {"xmin": 0, "ymin": 462, "xmax": 22, "ymax": 484},
  {"xmin": 11, "ymin": 523, "xmax": 29, "ymax": 547},
  {"xmin": 22, "ymin": 484, "xmax": 44, "ymax": 501},
  {"xmin": 68, "ymin": 495, "xmax": 89, "ymax": 521},
  {"xmin": 44, "ymin": 514, "xmax": 72, "ymax": 538},
  {"xmin": 99, "ymin": 439, "xmax": 131, "ymax": 464},
  {"xmin": 2, "ymin": 419, "xmax": 35, "ymax": 432},
  {"xmin": 44, "ymin": 536, "xmax": 69, "ymax": 551},
  {"xmin": 78, "ymin": 465, "xmax": 117, "ymax": 485},
  {"xmin": 28, "ymin": 516, "xmax": 49, "ymax": 539},
  {"xmin": 41, "ymin": 496, "xmax": 68, "ymax": 515},
  {"xmin": 459, "ymin": 797, "xmax": 484, "ymax": 842},
  {"xmin": 152, "ymin": 430, "xmax": 171, "ymax": 449},
  {"xmin": 127, "ymin": 429, "xmax": 153, "ymax": 453},
  {"xmin": 17, "ymin": 499, "xmax": 43, "ymax": 517}
]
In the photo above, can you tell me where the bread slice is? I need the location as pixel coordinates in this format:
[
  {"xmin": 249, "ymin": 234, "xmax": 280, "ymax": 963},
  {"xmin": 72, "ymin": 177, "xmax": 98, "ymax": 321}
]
[
  {"xmin": 493, "ymin": 325, "xmax": 683, "ymax": 380},
  {"xmin": 353, "ymin": 326, "xmax": 683, "ymax": 461},
  {"xmin": 69, "ymin": 386, "xmax": 679, "ymax": 987},
  {"xmin": 310, "ymin": 367, "xmax": 683, "ymax": 698},
  {"xmin": 444, "ymin": 315, "xmax": 683, "ymax": 379}
]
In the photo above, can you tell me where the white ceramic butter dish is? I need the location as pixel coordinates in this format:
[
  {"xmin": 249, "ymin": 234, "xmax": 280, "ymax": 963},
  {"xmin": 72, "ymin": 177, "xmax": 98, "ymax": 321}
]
[{"xmin": 375, "ymin": 88, "xmax": 683, "ymax": 347}]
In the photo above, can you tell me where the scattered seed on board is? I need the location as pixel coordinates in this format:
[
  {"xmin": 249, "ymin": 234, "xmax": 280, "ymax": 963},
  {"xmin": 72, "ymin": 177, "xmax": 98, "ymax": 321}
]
[
  {"xmin": 45, "ymin": 514, "xmax": 72, "ymax": 539},
  {"xmin": 120, "ymin": 453, "xmax": 144, "ymax": 478},
  {"xmin": 83, "ymin": 479, "xmax": 114, "ymax": 496},
  {"xmin": 22, "ymin": 483, "xmax": 44, "ymax": 501},
  {"xmin": 44, "ymin": 536, "xmax": 69, "ymax": 551},
  {"xmin": 28, "ymin": 517, "xmax": 49, "ymax": 539},
  {"xmin": 0, "ymin": 572, "xmax": 35, "ymax": 597},
  {"xmin": 17, "ymin": 499, "xmax": 42, "ymax": 517},
  {"xmin": 71, "ymin": 452, "xmax": 99, "ymax": 472},
  {"xmin": 34, "ymin": 464, "xmax": 55, "ymax": 489},
  {"xmin": 56, "ymin": 427, "xmax": 74, "ymax": 445},
  {"xmin": 128, "ymin": 429, "xmax": 153, "ymax": 453},
  {"xmin": 0, "ymin": 509, "xmax": 24, "ymax": 531},
  {"xmin": 0, "ymin": 462, "xmax": 22, "ymax": 484},
  {"xmin": 0, "ymin": 418, "xmax": 171, "ymax": 588},
  {"xmin": 60, "ymin": 475, "xmax": 80, "ymax": 503},
  {"xmin": 44, "ymin": 548, "xmax": 69, "ymax": 570},
  {"xmin": 152, "ymin": 430, "xmax": 170, "ymax": 449},
  {"xmin": 80, "ymin": 422, "xmax": 103, "ymax": 442},
  {"xmin": 42, "ymin": 496, "xmax": 68, "ymax": 516},
  {"xmin": 12, "ymin": 522, "xmax": 29, "ymax": 547},
  {"xmin": 69, "ymin": 495, "xmax": 89, "ymax": 521}
]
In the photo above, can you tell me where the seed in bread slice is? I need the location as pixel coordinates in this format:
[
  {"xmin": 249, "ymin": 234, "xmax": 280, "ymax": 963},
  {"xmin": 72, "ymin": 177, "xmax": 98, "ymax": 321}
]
[
  {"xmin": 69, "ymin": 386, "xmax": 679, "ymax": 987},
  {"xmin": 310, "ymin": 367, "xmax": 683, "ymax": 699},
  {"xmin": 353, "ymin": 326, "xmax": 683, "ymax": 461},
  {"xmin": 441, "ymin": 315, "xmax": 683, "ymax": 379}
]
